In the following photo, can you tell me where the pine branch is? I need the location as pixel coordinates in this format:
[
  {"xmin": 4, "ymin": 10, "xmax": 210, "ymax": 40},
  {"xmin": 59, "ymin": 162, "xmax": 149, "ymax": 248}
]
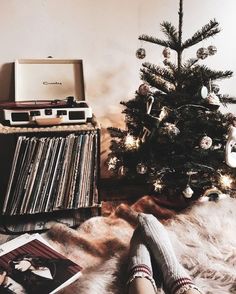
[
  {"xmin": 219, "ymin": 95, "xmax": 236, "ymax": 105},
  {"xmin": 160, "ymin": 21, "xmax": 179, "ymax": 46},
  {"xmin": 142, "ymin": 62, "xmax": 176, "ymax": 83},
  {"xmin": 107, "ymin": 127, "xmax": 126, "ymax": 138},
  {"xmin": 194, "ymin": 65, "xmax": 233, "ymax": 81},
  {"xmin": 140, "ymin": 69, "xmax": 172, "ymax": 94},
  {"xmin": 163, "ymin": 60, "xmax": 178, "ymax": 73},
  {"xmin": 138, "ymin": 35, "xmax": 176, "ymax": 50},
  {"xmin": 182, "ymin": 19, "xmax": 220, "ymax": 49},
  {"xmin": 184, "ymin": 58, "xmax": 199, "ymax": 68}
]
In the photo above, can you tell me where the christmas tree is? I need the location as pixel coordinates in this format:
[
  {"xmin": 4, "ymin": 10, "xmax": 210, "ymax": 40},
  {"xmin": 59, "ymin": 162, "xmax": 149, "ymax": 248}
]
[{"xmin": 108, "ymin": 0, "xmax": 236, "ymax": 201}]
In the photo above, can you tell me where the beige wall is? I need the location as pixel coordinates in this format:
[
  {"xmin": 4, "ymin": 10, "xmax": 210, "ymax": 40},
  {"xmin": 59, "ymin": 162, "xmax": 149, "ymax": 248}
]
[{"xmin": 0, "ymin": 0, "xmax": 236, "ymax": 126}]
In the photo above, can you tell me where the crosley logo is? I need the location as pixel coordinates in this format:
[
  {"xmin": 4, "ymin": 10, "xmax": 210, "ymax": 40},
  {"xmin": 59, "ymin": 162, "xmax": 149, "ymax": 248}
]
[{"xmin": 43, "ymin": 81, "xmax": 62, "ymax": 85}]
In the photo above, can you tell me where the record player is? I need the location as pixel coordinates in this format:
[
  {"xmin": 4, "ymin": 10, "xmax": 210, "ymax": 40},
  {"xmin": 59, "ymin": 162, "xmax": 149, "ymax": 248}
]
[{"xmin": 0, "ymin": 59, "xmax": 93, "ymax": 126}]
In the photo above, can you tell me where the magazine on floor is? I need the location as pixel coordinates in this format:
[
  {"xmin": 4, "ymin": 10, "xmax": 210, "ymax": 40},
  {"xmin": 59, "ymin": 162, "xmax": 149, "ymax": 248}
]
[{"xmin": 0, "ymin": 233, "xmax": 82, "ymax": 294}]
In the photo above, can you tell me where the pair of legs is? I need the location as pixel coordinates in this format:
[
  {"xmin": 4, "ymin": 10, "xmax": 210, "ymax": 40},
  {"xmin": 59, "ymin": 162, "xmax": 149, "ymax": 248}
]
[{"xmin": 127, "ymin": 213, "xmax": 202, "ymax": 294}]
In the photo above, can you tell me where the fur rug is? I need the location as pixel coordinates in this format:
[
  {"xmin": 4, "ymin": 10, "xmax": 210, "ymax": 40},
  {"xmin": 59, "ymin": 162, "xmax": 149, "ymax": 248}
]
[{"xmin": 46, "ymin": 197, "xmax": 236, "ymax": 294}]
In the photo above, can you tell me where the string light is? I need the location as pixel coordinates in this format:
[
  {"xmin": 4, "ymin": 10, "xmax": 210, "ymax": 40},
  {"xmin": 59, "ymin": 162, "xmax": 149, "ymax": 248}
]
[
  {"xmin": 124, "ymin": 134, "xmax": 140, "ymax": 150},
  {"xmin": 153, "ymin": 179, "xmax": 163, "ymax": 192},
  {"xmin": 219, "ymin": 174, "xmax": 233, "ymax": 189},
  {"xmin": 108, "ymin": 156, "xmax": 118, "ymax": 170}
]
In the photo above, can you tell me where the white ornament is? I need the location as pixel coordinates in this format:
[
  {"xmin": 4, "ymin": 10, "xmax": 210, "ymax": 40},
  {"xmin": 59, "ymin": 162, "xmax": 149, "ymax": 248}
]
[
  {"xmin": 183, "ymin": 184, "xmax": 194, "ymax": 198},
  {"xmin": 225, "ymin": 125, "xmax": 236, "ymax": 167},
  {"xmin": 200, "ymin": 86, "xmax": 208, "ymax": 99},
  {"xmin": 200, "ymin": 135, "xmax": 213, "ymax": 150}
]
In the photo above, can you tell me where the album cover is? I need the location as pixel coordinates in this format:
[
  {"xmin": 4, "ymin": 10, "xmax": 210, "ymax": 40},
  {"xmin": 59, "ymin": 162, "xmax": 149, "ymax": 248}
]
[{"xmin": 0, "ymin": 234, "xmax": 82, "ymax": 294}]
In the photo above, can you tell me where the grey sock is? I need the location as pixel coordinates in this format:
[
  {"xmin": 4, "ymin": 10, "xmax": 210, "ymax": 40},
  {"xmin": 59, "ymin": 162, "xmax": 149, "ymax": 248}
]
[
  {"xmin": 138, "ymin": 213, "xmax": 202, "ymax": 294},
  {"xmin": 127, "ymin": 226, "xmax": 157, "ymax": 293}
]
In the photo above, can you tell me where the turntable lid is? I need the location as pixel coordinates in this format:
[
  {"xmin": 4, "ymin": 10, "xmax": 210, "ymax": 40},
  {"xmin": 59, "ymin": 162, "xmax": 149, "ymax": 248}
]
[{"xmin": 15, "ymin": 59, "xmax": 85, "ymax": 102}]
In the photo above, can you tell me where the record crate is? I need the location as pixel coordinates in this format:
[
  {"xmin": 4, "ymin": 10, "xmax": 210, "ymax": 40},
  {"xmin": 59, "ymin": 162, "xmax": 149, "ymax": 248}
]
[{"xmin": 0, "ymin": 117, "xmax": 101, "ymax": 233}]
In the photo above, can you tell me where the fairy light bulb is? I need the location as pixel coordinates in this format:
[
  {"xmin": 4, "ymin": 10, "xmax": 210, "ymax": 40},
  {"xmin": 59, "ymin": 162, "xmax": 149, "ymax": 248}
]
[
  {"xmin": 124, "ymin": 134, "xmax": 140, "ymax": 150},
  {"xmin": 219, "ymin": 174, "xmax": 233, "ymax": 189},
  {"xmin": 153, "ymin": 179, "xmax": 163, "ymax": 192},
  {"xmin": 108, "ymin": 156, "xmax": 118, "ymax": 170}
]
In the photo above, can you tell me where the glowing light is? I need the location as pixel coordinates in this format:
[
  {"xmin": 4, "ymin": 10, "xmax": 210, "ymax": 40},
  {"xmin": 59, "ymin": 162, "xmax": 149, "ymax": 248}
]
[
  {"xmin": 153, "ymin": 179, "xmax": 163, "ymax": 192},
  {"xmin": 219, "ymin": 174, "xmax": 233, "ymax": 189},
  {"xmin": 124, "ymin": 134, "xmax": 140, "ymax": 150},
  {"xmin": 108, "ymin": 156, "xmax": 118, "ymax": 170}
]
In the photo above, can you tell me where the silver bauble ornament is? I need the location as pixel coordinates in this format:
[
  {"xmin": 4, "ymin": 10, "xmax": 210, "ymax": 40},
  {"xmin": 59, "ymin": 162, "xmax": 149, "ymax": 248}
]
[
  {"xmin": 196, "ymin": 47, "xmax": 209, "ymax": 59},
  {"xmin": 199, "ymin": 135, "xmax": 213, "ymax": 150},
  {"xmin": 138, "ymin": 83, "xmax": 150, "ymax": 96},
  {"xmin": 136, "ymin": 48, "xmax": 146, "ymax": 59},
  {"xmin": 136, "ymin": 163, "xmax": 148, "ymax": 174},
  {"xmin": 162, "ymin": 47, "xmax": 171, "ymax": 59},
  {"xmin": 161, "ymin": 123, "xmax": 180, "ymax": 137},
  {"xmin": 183, "ymin": 184, "xmax": 194, "ymax": 198},
  {"xmin": 207, "ymin": 45, "xmax": 217, "ymax": 56}
]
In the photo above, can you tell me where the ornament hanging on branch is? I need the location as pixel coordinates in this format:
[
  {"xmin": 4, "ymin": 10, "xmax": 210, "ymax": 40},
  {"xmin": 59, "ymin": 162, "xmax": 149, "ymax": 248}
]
[
  {"xmin": 162, "ymin": 47, "xmax": 171, "ymax": 59},
  {"xmin": 207, "ymin": 45, "xmax": 217, "ymax": 56},
  {"xmin": 136, "ymin": 48, "xmax": 146, "ymax": 59},
  {"xmin": 199, "ymin": 135, "xmax": 213, "ymax": 150},
  {"xmin": 140, "ymin": 96, "xmax": 155, "ymax": 143},
  {"xmin": 138, "ymin": 83, "xmax": 150, "ymax": 96},
  {"xmin": 206, "ymin": 92, "xmax": 220, "ymax": 109},
  {"xmin": 225, "ymin": 124, "xmax": 236, "ymax": 168},
  {"xmin": 160, "ymin": 122, "xmax": 180, "ymax": 137},
  {"xmin": 205, "ymin": 79, "xmax": 220, "ymax": 109},
  {"xmin": 196, "ymin": 47, "xmax": 209, "ymax": 60},
  {"xmin": 182, "ymin": 184, "xmax": 194, "ymax": 198},
  {"xmin": 163, "ymin": 58, "xmax": 169, "ymax": 66},
  {"xmin": 199, "ymin": 85, "xmax": 208, "ymax": 99}
]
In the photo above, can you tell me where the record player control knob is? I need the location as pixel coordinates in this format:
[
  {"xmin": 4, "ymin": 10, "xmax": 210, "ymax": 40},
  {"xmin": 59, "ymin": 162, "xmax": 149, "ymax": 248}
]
[
  {"xmin": 30, "ymin": 111, "xmax": 41, "ymax": 116},
  {"xmin": 57, "ymin": 110, "xmax": 67, "ymax": 116},
  {"xmin": 66, "ymin": 96, "xmax": 76, "ymax": 107},
  {"xmin": 45, "ymin": 109, "xmax": 52, "ymax": 115}
]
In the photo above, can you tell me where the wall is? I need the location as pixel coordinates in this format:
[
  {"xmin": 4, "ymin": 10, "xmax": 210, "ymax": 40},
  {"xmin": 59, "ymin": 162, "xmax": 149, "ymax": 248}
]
[{"xmin": 0, "ymin": 0, "xmax": 236, "ymax": 125}]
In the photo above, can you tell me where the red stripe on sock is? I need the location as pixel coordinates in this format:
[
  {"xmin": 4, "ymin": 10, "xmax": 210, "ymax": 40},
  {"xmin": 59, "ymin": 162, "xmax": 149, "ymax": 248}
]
[
  {"xmin": 130, "ymin": 264, "xmax": 152, "ymax": 276},
  {"xmin": 171, "ymin": 278, "xmax": 194, "ymax": 293}
]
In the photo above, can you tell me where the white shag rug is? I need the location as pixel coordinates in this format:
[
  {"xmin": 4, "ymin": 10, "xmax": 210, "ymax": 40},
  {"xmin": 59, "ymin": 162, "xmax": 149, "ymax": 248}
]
[{"xmin": 46, "ymin": 198, "xmax": 236, "ymax": 294}]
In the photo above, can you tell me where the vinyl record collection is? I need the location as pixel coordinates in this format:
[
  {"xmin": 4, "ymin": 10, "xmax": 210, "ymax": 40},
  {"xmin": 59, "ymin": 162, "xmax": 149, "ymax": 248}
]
[{"xmin": 2, "ymin": 131, "xmax": 99, "ymax": 216}]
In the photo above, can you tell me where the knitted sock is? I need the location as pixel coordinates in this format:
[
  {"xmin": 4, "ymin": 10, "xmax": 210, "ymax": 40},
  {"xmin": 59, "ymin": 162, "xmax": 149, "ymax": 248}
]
[
  {"xmin": 127, "ymin": 226, "xmax": 158, "ymax": 293},
  {"xmin": 138, "ymin": 213, "xmax": 202, "ymax": 294}
]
